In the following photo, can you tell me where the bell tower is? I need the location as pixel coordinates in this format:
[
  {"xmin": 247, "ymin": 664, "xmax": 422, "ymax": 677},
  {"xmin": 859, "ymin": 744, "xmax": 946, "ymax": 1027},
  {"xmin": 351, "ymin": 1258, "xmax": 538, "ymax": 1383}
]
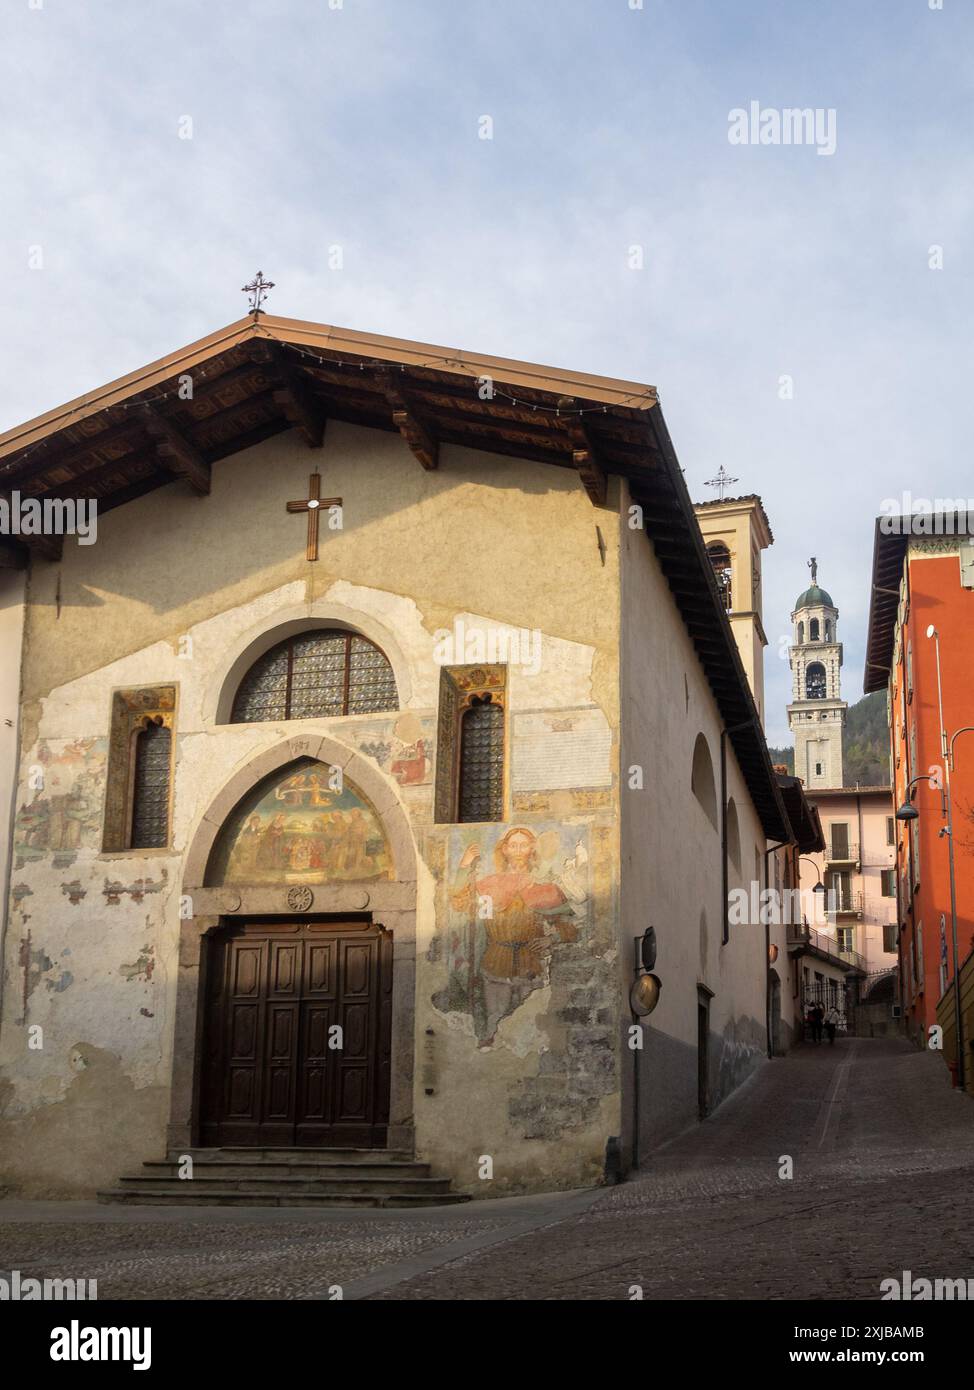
[
  {"xmin": 694, "ymin": 489, "xmax": 773, "ymax": 726},
  {"xmin": 787, "ymin": 558, "xmax": 846, "ymax": 789}
]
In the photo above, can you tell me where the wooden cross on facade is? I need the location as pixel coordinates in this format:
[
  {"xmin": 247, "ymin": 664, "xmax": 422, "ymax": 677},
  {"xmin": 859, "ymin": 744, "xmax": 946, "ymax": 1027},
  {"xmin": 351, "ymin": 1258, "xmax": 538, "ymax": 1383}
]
[{"xmin": 287, "ymin": 471, "xmax": 342, "ymax": 561}]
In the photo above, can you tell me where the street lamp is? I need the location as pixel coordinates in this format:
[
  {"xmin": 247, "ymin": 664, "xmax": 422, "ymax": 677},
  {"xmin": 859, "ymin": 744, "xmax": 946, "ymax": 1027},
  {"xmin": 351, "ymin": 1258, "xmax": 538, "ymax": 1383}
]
[
  {"xmin": 798, "ymin": 856, "xmax": 828, "ymax": 918},
  {"xmin": 798, "ymin": 857, "xmax": 827, "ymax": 893},
  {"xmin": 895, "ymin": 774, "xmax": 930, "ymax": 823}
]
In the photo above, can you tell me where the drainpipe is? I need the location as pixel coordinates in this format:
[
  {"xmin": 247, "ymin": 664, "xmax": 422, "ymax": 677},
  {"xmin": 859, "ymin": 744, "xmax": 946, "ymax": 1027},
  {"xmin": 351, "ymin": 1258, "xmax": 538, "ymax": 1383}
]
[{"xmin": 720, "ymin": 719, "xmax": 757, "ymax": 945}]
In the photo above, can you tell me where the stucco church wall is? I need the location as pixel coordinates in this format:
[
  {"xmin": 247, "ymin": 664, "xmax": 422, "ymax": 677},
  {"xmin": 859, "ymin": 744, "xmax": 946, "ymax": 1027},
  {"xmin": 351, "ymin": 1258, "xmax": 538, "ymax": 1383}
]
[
  {"xmin": 0, "ymin": 423, "xmax": 623, "ymax": 1197},
  {"xmin": 618, "ymin": 482, "xmax": 768, "ymax": 1162}
]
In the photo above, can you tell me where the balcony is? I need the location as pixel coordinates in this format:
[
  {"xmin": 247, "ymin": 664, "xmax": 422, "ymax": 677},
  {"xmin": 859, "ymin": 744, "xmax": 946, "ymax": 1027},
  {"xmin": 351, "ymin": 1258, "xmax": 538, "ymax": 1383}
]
[
  {"xmin": 828, "ymin": 889, "xmax": 864, "ymax": 917},
  {"xmin": 787, "ymin": 923, "xmax": 866, "ymax": 975},
  {"xmin": 825, "ymin": 840, "xmax": 860, "ymax": 867}
]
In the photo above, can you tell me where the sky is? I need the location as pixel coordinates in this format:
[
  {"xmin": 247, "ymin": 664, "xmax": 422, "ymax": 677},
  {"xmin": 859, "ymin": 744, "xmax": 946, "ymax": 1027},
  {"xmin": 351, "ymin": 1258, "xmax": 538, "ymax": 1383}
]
[{"xmin": 3, "ymin": 0, "xmax": 972, "ymax": 744}]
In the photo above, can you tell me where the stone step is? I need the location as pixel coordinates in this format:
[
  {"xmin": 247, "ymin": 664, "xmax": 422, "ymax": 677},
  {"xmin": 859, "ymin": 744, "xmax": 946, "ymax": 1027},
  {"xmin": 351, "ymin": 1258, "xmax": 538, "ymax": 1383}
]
[
  {"xmin": 145, "ymin": 1159, "xmax": 434, "ymax": 1180},
  {"xmin": 97, "ymin": 1187, "xmax": 470, "ymax": 1209},
  {"xmin": 116, "ymin": 1173, "xmax": 452, "ymax": 1197},
  {"xmin": 172, "ymin": 1147, "xmax": 416, "ymax": 1164}
]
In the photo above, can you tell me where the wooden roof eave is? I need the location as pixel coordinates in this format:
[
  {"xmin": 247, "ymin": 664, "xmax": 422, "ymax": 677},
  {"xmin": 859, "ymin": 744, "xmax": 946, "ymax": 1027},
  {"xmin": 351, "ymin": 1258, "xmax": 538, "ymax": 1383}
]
[{"xmin": 635, "ymin": 407, "xmax": 790, "ymax": 842}]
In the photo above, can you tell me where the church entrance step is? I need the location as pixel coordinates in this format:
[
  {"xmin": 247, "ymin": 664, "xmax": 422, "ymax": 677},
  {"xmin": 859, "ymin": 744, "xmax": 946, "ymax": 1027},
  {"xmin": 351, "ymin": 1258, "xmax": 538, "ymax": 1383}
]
[
  {"xmin": 97, "ymin": 1188, "xmax": 471, "ymax": 1209},
  {"xmin": 114, "ymin": 1174, "xmax": 452, "ymax": 1197},
  {"xmin": 142, "ymin": 1159, "xmax": 435, "ymax": 1181},
  {"xmin": 172, "ymin": 1147, "xmax": 417, "ymax": 1164},
  {"xmin": 96, "ymin": 1146, "xmax": 469, "ymax": 1209}
]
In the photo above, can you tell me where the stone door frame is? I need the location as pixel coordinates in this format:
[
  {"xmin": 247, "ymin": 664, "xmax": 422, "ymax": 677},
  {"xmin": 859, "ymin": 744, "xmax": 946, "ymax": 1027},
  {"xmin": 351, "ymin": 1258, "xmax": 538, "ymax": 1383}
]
[{"xmin": 168, "ymin": 733, "xmax": 417, "ymax": 1155}]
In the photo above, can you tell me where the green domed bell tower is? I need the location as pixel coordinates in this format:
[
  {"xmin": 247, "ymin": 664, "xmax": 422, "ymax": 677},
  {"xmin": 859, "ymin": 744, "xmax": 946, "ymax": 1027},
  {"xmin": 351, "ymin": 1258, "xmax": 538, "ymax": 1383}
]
[{"xmin": 787, "ymin": 557, "xmax": 846, "ymax": 789}]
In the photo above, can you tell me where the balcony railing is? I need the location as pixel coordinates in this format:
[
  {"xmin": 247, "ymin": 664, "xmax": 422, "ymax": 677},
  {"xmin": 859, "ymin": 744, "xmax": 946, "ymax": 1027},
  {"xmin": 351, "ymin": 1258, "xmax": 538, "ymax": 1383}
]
[
  {"xmin": 828, "ymin": 889, "xmax": 864, "ymax": 916},
  {"xmin": 825, "ymin": 841, "xmax": 860, "ymax": 866},
  {"xmin": 787, "ymin": 922, "xmax": 866, "ymax": 974}
]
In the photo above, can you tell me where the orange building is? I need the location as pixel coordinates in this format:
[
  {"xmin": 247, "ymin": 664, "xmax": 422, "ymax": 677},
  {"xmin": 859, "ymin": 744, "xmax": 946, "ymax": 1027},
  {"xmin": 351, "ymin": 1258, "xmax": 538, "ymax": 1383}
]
[{"xmin": 865, "ymin": 518, "xmax": 974, "ymax": 1089}]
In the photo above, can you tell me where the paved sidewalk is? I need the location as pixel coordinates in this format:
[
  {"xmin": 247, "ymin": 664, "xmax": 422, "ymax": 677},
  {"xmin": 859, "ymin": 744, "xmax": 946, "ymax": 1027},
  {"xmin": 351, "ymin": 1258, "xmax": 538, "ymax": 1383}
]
[
  {"xmin": 0, "ymin": 1185, "xmax": 600, "ymax": 1301},
  {"xmin": 370, "ymin": 1039, "xmax": 974, "ymax": 1300}
]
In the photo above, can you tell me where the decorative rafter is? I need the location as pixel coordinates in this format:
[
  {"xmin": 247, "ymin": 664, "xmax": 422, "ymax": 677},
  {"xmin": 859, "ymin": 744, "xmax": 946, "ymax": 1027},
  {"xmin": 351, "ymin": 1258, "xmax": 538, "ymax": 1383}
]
[
  {"xmin": 557, "ymin": 401, "xmax": 607, "ymax": 506},
  {"xmin": 247, "ymin": 342, "xmax": 325, "ymax": 448},
  {"xmin": 373, "ymin": 366, "xmax": 439, "ymax": 470},
  {"xmin": 141, "ymin": 406, "xmax": 211, "ymax": 495}
]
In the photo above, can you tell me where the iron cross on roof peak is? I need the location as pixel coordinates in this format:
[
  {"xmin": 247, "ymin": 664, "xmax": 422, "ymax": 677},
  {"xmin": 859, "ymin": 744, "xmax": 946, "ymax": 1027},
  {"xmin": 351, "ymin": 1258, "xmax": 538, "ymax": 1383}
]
[
  {"xmin": 704, "ymin": 465, "xmax": 739, "ymax": 501},
  {"xmin": 242, "ymin": 271, "xmax": 275, "ymax": 318}
]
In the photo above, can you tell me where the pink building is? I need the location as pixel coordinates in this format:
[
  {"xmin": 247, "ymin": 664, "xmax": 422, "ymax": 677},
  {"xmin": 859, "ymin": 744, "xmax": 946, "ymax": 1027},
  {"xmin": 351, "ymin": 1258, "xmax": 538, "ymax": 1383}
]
[{"xmin": 797, "ymin": 785, "xmax": 899, "ymax": 1017}]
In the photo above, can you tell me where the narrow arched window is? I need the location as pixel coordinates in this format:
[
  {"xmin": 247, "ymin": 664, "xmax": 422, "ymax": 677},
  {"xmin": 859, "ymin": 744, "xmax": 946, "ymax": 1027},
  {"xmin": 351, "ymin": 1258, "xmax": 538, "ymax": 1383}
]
[
  {"xmin": 691, "ymin": 733, "xmax": 718, "ymax": 829},
  {"xmin": 824, "ymin": 619, "xmax": 832, "ymax": 640},
  {"xmin": 458, "ymin": 694, "xmax": 504, "ymax": 822},
  {"xmin": 726, "ymin": 797, "xmax": 741, "ymax": 872},
  {"xmin": 232, "ymin": 630, "xmax": 398, "ymax": 722},
  {"xmin": 130, "ymin": 718, "xmax": 172, "ymax": 849},
  {"xmin": 809, "ymin": 618, "xmax": 820, "ymax": 641},
  {"xmin": 797, "ymin": 621, "xmax": 805, "ymax": 644},
  {"xmin": 706, "ymin": 543, "xmax": 733, "ymax": 611}
]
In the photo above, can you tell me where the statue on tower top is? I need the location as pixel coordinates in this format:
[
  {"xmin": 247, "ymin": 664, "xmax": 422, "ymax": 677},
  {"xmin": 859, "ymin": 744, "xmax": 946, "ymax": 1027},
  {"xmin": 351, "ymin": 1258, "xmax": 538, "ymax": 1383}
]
[{"xmin": 808, "ymin": 556, "xmax": 818, "ymax": 584}]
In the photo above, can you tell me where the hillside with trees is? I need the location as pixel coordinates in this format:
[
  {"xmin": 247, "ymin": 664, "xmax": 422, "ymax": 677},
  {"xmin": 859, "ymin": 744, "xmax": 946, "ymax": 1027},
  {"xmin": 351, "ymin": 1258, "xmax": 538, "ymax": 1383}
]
[{"xmin": 768, "ymin": 691, "xmax": 890, "ymax": 786}]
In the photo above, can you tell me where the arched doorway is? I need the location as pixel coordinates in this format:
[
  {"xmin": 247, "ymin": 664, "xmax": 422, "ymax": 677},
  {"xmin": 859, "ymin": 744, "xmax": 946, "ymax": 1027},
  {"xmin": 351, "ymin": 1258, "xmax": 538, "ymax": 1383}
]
[{"xmin": 169, "ymin": 734, "xmax": 417, "ymax": 1155}]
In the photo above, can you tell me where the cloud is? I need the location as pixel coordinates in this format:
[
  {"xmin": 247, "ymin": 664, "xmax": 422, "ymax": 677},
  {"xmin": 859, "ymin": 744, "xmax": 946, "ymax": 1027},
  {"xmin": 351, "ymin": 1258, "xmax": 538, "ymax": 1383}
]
[{"xmin": 4, "ymin": 0, "xmax": 972, "ymax": 742}]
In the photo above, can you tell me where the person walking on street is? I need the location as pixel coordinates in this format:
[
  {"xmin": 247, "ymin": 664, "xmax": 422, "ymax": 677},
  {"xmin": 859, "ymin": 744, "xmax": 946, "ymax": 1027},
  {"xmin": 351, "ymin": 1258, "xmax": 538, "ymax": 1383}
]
[
  {"xmin": 812, "ymin": 1003, "xmax": 824, "ymax": 1044},
  {"xmin": 825, "ymin": 1004, "xmax": 840, "ymax": 1045}
]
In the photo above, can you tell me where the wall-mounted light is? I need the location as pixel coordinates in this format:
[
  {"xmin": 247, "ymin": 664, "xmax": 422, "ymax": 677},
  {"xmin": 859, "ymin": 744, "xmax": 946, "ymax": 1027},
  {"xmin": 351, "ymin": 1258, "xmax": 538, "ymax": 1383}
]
[
  {"xmin": 630, "ymin": 928, "xmax": 662, "ymax": 1016},
  {"xmin": 630, "ymin": 972, "xmax": 662, "ymax": 1017}
]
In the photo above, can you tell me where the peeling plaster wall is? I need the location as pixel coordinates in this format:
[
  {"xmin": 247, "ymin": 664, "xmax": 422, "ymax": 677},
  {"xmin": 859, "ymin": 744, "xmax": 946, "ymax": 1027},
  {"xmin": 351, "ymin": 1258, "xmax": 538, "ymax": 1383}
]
[
  {"xmin": 0, "ymin": 569, "xmax": 27, "ymax": 1058},
  {"xmin": 619, "ymin": 482, "xmax": 769, "ymax": 1162},
  {"xmin": 0, "ymin": 424, "xmax": 624, "ymax": 1197}
]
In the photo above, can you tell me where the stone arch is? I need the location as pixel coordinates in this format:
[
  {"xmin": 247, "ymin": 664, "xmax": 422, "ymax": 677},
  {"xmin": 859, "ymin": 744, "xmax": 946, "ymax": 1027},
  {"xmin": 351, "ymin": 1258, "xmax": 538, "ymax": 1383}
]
[
  {"xmin": 169, "ymin": 732, "xmax": 418, "ymax": 1156},
  {"xmin": 805, "ymin": 661, "xmax": 826, "ymax": 700},
  {"xmin": 691, "ymin": 732, "xmax": 718, "ymax": 830},
  {"xmin": 206, "ymin": 599, "xmax": 415, "ymax": 726},
  {"xmin": 183, "ymin": 732, "xmax": 416, "ymax": 890}
]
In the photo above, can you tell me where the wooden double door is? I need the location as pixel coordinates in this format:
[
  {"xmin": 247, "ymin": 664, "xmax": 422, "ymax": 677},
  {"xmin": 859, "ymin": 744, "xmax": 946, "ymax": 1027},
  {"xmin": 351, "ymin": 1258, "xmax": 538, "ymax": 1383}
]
[{"xmin": 199, "ymin": 920, "xmax": 392, "ymax": 1148}]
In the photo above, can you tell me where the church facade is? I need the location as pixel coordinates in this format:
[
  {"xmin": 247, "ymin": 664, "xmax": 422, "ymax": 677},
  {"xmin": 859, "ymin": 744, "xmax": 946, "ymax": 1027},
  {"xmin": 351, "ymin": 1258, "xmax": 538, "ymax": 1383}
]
[{"xmin": 0, "ymin": 314, "xmax": 789, "ymax": 1199}]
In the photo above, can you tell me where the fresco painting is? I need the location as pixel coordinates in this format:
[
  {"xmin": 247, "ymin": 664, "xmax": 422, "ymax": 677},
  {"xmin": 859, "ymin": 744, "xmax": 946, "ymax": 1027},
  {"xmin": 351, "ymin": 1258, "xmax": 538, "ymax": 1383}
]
[
  {"xmin": 220, "ymin": 763, "xmax": 392, "ymax": 885},
  {"xmin": 434, "ymin": 823, "xmax": 590, "ymax": 1046},
  {"xmin": 14, "ymin": 739, "xmax": 108, "ymax": 869},
  {"xmin": 350, "ymin": 712, "xmax": 433, "ymax": 787}
]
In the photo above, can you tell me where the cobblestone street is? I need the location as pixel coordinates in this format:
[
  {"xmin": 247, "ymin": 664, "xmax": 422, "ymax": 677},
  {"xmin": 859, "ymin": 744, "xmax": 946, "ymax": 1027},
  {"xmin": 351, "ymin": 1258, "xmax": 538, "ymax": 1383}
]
[{"xmin": 2, "ymin": 1038, "xmax": 972, "ymax": 1301}]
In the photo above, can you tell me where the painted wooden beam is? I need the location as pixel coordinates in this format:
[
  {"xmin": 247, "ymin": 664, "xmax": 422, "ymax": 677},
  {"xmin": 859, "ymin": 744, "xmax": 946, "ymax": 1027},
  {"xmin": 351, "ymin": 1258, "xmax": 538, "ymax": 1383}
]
[
  {"xmin": 373, "ymin": 367, "xmax": 439, "ymax": 470},
  {"xmin": 141, "ymin": 406, "xmax": 211, "ymax": 495},
  {"xmin": 248, "ymin": 343, "xmax": 326, "ymax": 448}
]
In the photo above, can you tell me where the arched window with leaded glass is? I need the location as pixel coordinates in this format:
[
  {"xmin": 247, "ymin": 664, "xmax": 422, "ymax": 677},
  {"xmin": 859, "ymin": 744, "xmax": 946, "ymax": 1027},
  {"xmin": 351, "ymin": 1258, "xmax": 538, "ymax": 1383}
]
[
  {"xmin": 130, "ymin": 718, "xmax": 173, "ymax": 849},
  {"xmin": 457, "ymin": 694, "xmax": 505, "ymax": 823},
  {"xmin": 231, "ymin": 630, "xmax": 398, "ymax": 723}
]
